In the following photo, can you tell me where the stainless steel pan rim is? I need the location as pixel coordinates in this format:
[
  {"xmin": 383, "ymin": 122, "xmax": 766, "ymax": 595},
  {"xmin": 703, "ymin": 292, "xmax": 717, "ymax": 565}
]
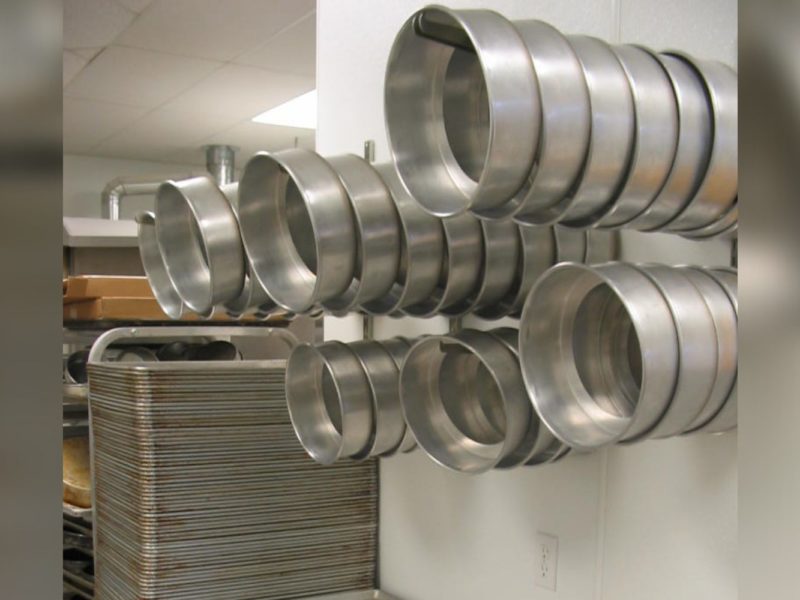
[
  {"xmin": 136, "ymin": 211, "xmax": 184, "ymax": 320},
  {"xmin": 678, "ymin": 200, "xmax": 738, "ymax": 239},
  {"xmin": 678, "ymin": 267, "xmax": 738, "ymax": 431},
  {"xmin": 584, "ymin": 230, "xmax": 619, "ymax": 264},
  {"xmin": 504, "ymin": 21, "xmax": 592, "ymax": 224},
  {"xmin": 322, "ymin": 155, "xmax": 401, "ymax": 315},
  {"xmin": 238, "ymin": 149, "xmax": 356, "ymax": 313},
  {"xmin": 155, "ymin": 175, "xmax": 245, "ymax": 314},
  {"xmin": 437, "ymin": 215, "xmax": 485, "ymax": 317},
  {"xmin": 384, "ymin": 5, "xmax": 540, "ymax": 217},
  {"xmin": 691, "ymin": 268, "xmax": 737, "ymax": 433},
  {"xmin": 220, "ymin": 183, "xmax": 277, "ymax": 318},
  {"xmin": 555, "ymin": 35, "xmax": 635, "ymax": 225},
  {"xmin": 477, "ymin": 223, "xmax": 555, "ymax": 320},
  {"xmin": 457, "ymin": 219, "xmax": 519, "ymax": 316},
  {"xmin": 400, "ymin": 330, "xmax": 531, "ymax": 473},
  {"xmin": 376, "ymin": 337, "xmax": 416, "ymax": 453},
  {"xmin": 286, "ymin": 342, "xmax": 373, "ymax": 464},
  {"xmin": 623, "ymin": 51, "xmax": 713, "ymax": 230},
  {"xmin": 519, "ymin": 262, "xmax": 679, "ymax": 450},
  {"xmin": 554, "ymin": 226, "xmax": 587, "ymax": 263},
  {"xmin": 363, "ymin": 165, "xmax": 444, "ymax": 316},
  {"xmin": 349, "ymin": 341, "xmax": 406, "ymax": 457},
  {"xmin": 627, "ymin": 265, "xmax": 718, "ymax": 440},
  {"xmin": 488, "ymin": 327, "xmax": 566, "ymax": 468},
  {"xmin": 662, "ymin": 55, "xmax": 738, "ymax": 231},
  {"xmin": 579, "ymin": 45, "xmax": 679, "ymax": 229},
  {"xmin": 401, "ymin": 212, "xmax": 482, "ymax": 317},
  {"xmin": 428, "ymin": 213, "xmax": 483, "ymax": 316}
]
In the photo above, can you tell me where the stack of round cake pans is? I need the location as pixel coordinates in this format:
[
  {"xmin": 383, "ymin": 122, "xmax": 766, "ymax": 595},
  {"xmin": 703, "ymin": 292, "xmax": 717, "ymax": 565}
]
[
  {"xmin": 286, "ymin": 332, "xmax": 567, "ymax": 472},
  {"xmin": 231, "ymin": 150, "xmax": 616, "ymax": 317},
  {"xmin": 88, "ymin": 356, "xmax": 378, "ymax": 599},
  {"xmin": 519, "ymin": 263, "xmax": 738, "ymax": 451},
  {"xmin": 139, "ymin": 175, "xmax": 283, "ymax": 321},
  {"xmin": 384, "ymin": 5, "xmax": 737, "ymax": 238},
  {"xmin": 286, "ymin": 337, "xmax": 417, "ymax": 464},
  {"xmin": 398, "ymin": 328, "xmax": 568, "ymax": 473}
]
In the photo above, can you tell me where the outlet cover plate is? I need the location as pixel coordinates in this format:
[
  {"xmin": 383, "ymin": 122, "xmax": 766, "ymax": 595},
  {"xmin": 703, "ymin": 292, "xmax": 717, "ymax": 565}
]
[{"xmin": 534, "ymin": 531, "xmax": 558, "ymax": 591}]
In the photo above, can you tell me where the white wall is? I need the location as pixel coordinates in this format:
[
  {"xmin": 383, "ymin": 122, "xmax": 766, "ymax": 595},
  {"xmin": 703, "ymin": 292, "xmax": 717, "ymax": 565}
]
[
  {"xmin": 63, "ymin": 154, "xmax": 202, "ymax": 219},
  {"xmin": 317, "ymin": 1, "xmax": 737, "ymax": 599}
]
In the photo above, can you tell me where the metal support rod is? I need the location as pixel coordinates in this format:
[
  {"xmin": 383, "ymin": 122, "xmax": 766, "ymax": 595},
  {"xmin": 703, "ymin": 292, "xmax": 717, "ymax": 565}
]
[
  {"xmin": 362, "ymin": 139, "xmax": 376, "ymax": 340},
  {"xmin": 449, "ymin": 316, "xmax": 463, "ymax": 333}
]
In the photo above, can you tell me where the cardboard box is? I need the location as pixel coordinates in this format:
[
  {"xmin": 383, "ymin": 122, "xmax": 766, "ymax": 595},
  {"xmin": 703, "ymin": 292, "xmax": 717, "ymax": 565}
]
[
  {"xmin": 63, "ymin": 276, "xmax": 154, "ymax": 304},
  {"xmin": 63, "ymin": 297, "xmax": 286, "ymax": 323}
]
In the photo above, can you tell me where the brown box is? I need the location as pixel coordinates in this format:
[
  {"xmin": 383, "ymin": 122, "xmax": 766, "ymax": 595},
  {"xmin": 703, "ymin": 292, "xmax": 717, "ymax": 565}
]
[
  {"xmin": 63, "ymin": 297, "xmax": 287, "ymax": 323},
  {"xmin": 63, "ymin": 276, "xmax": 154, "ymax": 304}
]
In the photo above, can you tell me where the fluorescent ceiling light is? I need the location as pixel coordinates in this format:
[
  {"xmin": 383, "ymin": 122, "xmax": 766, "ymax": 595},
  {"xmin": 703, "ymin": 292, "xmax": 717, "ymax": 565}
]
[{"xmin": 251, "ymin": 89, "xmax": 317, "ymax": 129}]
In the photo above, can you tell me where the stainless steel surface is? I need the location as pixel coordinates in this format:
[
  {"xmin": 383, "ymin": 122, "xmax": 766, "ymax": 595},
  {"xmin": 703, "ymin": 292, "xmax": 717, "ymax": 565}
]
[
  {"xmin": 204, "ymin": 144, "xmax": 237, "ymax": 186},
  {"xmin": 377, "ymin": 337, "xmax": 417, "ymax": 453},
  {"xmin": 488, "ymin": 327, "xmax": 566, "ymax": 467},
  {"xmin": 624, "ymin": 52, "xmax": 713, "ymax": 230},
  {"xmin": 662, "ymin": 56, "xmax": 738, "ymax": 231},
  {"xmin": 384, "ymin": 6, "xmax": 540, "ymax": 216},
  {"xmin": 477, "ymin": 224, "xmax": 554, "ymax": 319},
  {"xmin": 286, "ymin": 342, "xmax": 374, "ymax": 464},
  {"xmin": 323, "ymin": 155, "xmax": 401, "ymax": 314},
  {"xmin": 592, "ymin": 45, "xmax": 679, "ymax": 228},
  {"xmin": 679, "ymin": 267, "xmax": 738, "ymax": 431},
  {"xmin": 694, "ymin": 268, "xmax": 738, "ymax": 433},
  {"xmin": 559, "ymin": 35, "xmax": 635, "ymax": 223},
  {"xmin": 219, "ymin": 183, "xmax": 277, "ymax": 319},
  {"xmin": 519, "ymin": 263, "xmax": 679, "ymax": 450},
  {"xmin": 409, "ymin": 212, "xmax": 482, "ymax": 317},
  {"xmin": 584, "ymin": 229, "xmax": 619, "ymax": 263},
  {"xmin": 383, "ymin": 9, "xmax": 736, "ymax": 237},
  {"xmin": 630, "ymin": 265, "xmax": 718, "ymax": 439},
  {"xmin": 466, "ymin": 219, "xmax": 520, "ymax": 315},
  {"xmin": 239, "ymin": 149, "xmax": 357, "ymax": 313},
  {"xmin": 155, "ymin": 175, "xmax": 245, "ymax": 315},
  {"xmin": 554, "ymin": 226, "xmax": 588, "ymax": 263},
  {"xmin": 508, "ymin": 20, "xmax": 592, "ymax": 224},
  {"xmin": 363, "ymin": 165, "xmax": 444, "ymax": 316},
  {"xmin": 400, "ymin": 329, "xmax": 531, "ymax": 473},
  {"xmin": 349, "ymin": 340, "xmax": 406, "ymax": 457},
  {"xmin": 136, "ymin": 211, "xmax": 185, "ymax": 319},
  {"xmin": 88, "ymin": 327, "xmax": 376, "ymax": 600},
  {"xmin": 678, "ymin": 199, "xmax": 738, "ymax": 239}
]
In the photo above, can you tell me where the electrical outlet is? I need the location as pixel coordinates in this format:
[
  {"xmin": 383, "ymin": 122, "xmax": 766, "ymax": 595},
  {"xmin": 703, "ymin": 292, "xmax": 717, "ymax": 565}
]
[{"xmin": 534, "ymin": 532, "xmax": 558, "ymax": 591}]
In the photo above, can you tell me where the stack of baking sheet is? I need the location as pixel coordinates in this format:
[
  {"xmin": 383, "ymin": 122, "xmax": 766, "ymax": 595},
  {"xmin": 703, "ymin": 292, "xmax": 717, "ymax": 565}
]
[{"xmin": 88, "ymin": 359, "xmax": 377, "ymax": 600}]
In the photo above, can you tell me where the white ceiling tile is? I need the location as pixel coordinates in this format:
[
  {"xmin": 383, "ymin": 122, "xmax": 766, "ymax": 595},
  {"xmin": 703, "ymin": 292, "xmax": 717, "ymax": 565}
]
[
  {"xmin": 209, "ymin": 120, "xmax": 315, "ymax": 153},
  {"xmin": 116, "ymin": 0, "xmax": 154, "ymax": 13},
  {"xmin": 162, "ymin": 121, "xmax": 314, "ymax": 166},
  {"xmin": 160, "ymin": 64, "xmax": 314, "ymax": 123},
  {"xmin": 63, "ymin": 97, "xmax": 148, "ymax": 152},
  {"xmin": 93, "ymin": 106, "xmax": 236, "ymax": 159},
  {"xmin": 63, "ymin": 50, "xmax": 88, "ymax": 87},
  {"xmin": 90, "ymin": 134, "xmax": 182, "ymax": 162},
  {"xmin": 159, "ymin": 147, "xmax": 209, "ymax": 167},
  {"xmin": 115, "ymin": 0, "xmax": 315, "ymax": 61},
  {"xmin": 235, "ymin": 12, "xmax": 316, "ymax": 76},
  {"xmin": 64, "ymin": 46, "xmax": 222, "ymax": 108},
  {"xmin": 64, "ymin": 0, "xmax": 135, "ymax": 49}
]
